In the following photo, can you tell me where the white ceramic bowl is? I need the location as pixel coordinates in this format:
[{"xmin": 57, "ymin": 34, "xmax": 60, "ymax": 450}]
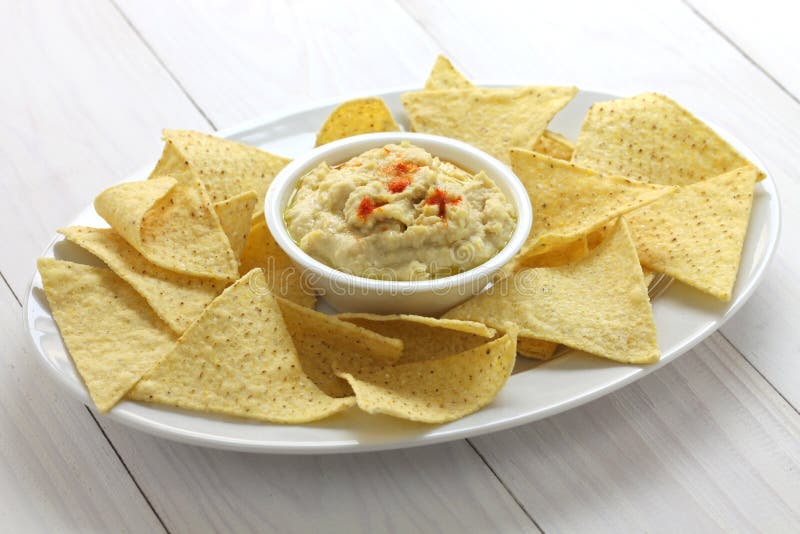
[{"xmin": 264, "ymin": 132, "xmax": 532, "ymax": 315}]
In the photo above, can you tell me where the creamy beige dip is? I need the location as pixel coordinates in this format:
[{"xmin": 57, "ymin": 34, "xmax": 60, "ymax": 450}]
[{"xmin": 284, "ymin": 142, "xmax": 516, "ymax": 280}]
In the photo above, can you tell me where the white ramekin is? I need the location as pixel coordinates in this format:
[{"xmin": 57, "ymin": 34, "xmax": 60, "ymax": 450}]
[{"xmin": 264, "ymin": 132, "xmax": 532, "ymax": 315}]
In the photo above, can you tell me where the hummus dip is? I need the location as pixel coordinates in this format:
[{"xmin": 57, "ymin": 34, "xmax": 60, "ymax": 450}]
[{"xmin": 284, "ymin": 142, "xmax": 516, "ymax": 280}]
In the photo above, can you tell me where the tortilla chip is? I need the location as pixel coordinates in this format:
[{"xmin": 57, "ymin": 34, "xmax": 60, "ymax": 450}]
[
  {"xmin": 336, "ymin": 332, "xmax": 516, "ymax": 423},
  {"xmin": 127, "ymin": 269, "xmax": 354, "ymax": 423},
  {"xmin": 59, "ymin": 227, "xmax": 225, "ymax": 334},
  {"xmin": 532, "ymin": 130, "xmax": 574, "ymax": 161},
  {"xmin": 424, "ymin": 55, "xmax": 473, "ymax": 90},
  {"xmin": 239, "ymin": 216, "xmax": 316, "ymax": 308},
  {"xmin": 315, "ymin": 97, "xmax": 400, "ymax": 146},
  {"xmin": 517, "ymin": 337, "xmax": 559, "ymax": 361},
  {"xmin": 213, "ymin": 191, "xmax": 257, "ymax": 261},
  {"xmin": 510, "ymin": 149, "xmax": 675, "ymax": 258},
  {"xmin": 444, "ymin": 219, "xmax": 660, "ymax": 364},
  {"xmin": 37, "ymin": 259, "xmax": 176, "ymax": 412},
  {"xmin": 151, "ymin": 129, "xmax": 291, "ymax": 215},
  {"xmin": 402, "ymin": 86, "xmax": 578, "ymax": 164},
  {"xmin": 514, "ymin": 237, "xmax": 589, "ymax": 269},
  {"xmin": 627, "ymin": 166, "xmax": 757, "ymax": 301},
  {"xmin": 336, "ymin": 313, "xmax": 495, "ymax": 363},
  {"xmin": 95, "ymin": 175, "xmax": 238, "ymax": 280},
  {"xmin": 572, "ymin": 93, "xmax": 764, "ymax": 185},
  {"xmin": 277, "ymin": 298, "xmax": 403, "ymax": 398}
]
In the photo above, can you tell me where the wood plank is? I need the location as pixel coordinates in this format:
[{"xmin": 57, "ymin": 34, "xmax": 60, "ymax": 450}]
[
  {"xmin": 113, "ymin": 0, "xmax": 441, "ymax": 128},
  {"xmin": 396, "ymin": 0, "xmax": 800, "ymax": 406},
  {"xmin": 470, "ymin": 333, "xmax": 800, "ymax": 532},
  {"xmin": 688, "ymin": 0, "xmax": 800, "ymax": 100},
  {"xmin": 0, "ymin": 0, "xmax": 208, "ymax": 297},
  {"xmin": 97, "ymin": 421, "xmax": 538, "ymax": 533},
  {"xmin": 0, "ymin": 282, "xmax": 165, "ymax": 531}
]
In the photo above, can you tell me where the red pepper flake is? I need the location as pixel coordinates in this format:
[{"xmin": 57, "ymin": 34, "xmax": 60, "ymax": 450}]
[
  {"xmin": 357, "ymin": 197, "xmax": 386, "ymax": 220},
  {"xmin": 423, "ymin": 188, "xmax": 461, "ymax": 218},
  {"xmin": 380, "ymin": 160, "xmax": 418, "ymax": 194},
  {"xmin": 387, "ymin": 177, "xmax": 411, "ymax": 193}
]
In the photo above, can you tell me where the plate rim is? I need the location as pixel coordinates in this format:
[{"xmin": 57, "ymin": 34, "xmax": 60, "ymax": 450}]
[{"xmin": 23, "ymin": 85, "xmax": 782, "ymax": 454}]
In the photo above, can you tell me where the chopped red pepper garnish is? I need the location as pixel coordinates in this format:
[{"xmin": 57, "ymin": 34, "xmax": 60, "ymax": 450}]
[
  {"xmin": 357, "ymin": 197, "xmax": 386, "ymax": 220},
  {"xmin": 423, "ymin": 188, "xmax": 461, "ymax": 218}
]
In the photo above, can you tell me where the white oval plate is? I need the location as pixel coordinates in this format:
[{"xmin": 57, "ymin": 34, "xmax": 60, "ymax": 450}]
[{"xmin": 24, "ymin": 87, "xmax": 780, "ymax": 454}]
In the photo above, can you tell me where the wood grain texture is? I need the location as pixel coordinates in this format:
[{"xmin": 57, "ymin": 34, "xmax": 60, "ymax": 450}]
[
  {"xmin": 688, "ymin": 0, "xmax": 800, "ymax": 100},
  {"xmin": 470, "ymin": 333, "xmax": 800, "ymax": 532},
  {"xmin": 0, "ymin": 0, "xmax": 208, "ymax": 297},
  {"xmin": 0, "ymin": 284, "xmax": 165, "ymax": 532}
]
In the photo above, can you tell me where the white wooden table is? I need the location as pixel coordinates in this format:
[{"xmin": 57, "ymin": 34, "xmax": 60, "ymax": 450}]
[{"xmin": 3, "ymin": 1, "xmax": 799, "ymax": 531}]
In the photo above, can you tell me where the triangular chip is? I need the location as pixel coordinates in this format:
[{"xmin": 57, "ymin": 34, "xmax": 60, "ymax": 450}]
[
  {"xmin": 336, "ymin": 332, "xmax": 516, "ymax": 423},
  {"xmin": 151, "ymin": 129, "xmax": 291, "ymax": 215},
  {"xmin": 627, "ymin": 166, "xmax": 758, "ymax": 301},
  {"xmin": 401, "ymin": 86, "xmax": 578, "ymax": 164},
  {"xmin": 424, "ymin": 55, "xmax": 473, "ymax": 90},
  {"xmin": 37, "ymin": 259, "xmax": 176, "ymax": 412},
  {"xmin": 517, "ymin": 337, "xmax": 559, "ymax": 361},
  {"xmin": 315, "ymin": 97, "xmax": 400, "ymax": 146},
  {"xmin": 532, "ymin": 130, "xmax": 574, "ymax": 161},
  {"xmin": 277, "ymin": 298, "xmax": 403, "ymax": 397},
  {"xmin": 510, "ymin": 149, "xmax": 675, "ymax": 257},
  {"xmin": 59, "ymin": 227, "xmax": 225, "ymax": 334},
  {"xmin": 95, "ymin": 175, "xmax": 238, "ymax": 280},
  {"xmin": 336, "ymin": 313, "xmax": 495, "ymax": 364},
  {"xmin": 127, "ymin": 270, "xmax": 354, "ymax": 423},
  {"xmin": 513, "ymin": 237, "xmax": 589, "ymax": 270},
  {"xmin": 572, "ymin": 93, "xmax": 764, "ymax": 185},
  {"xmin": 444, "ymin": 219, "xmax": 660, "ymax": 364},
  {"xmin": 213, "ymin": 190, "xmax": 257, "ymax": 261}
]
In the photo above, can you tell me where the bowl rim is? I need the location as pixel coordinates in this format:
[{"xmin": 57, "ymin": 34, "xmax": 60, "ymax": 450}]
[{"xmin": 264, "ymin": 132, "xmax": 533, "ymax": 292}]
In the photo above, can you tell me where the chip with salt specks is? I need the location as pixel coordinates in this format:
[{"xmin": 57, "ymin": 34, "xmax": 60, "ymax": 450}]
[
  {"xmin": 401, "ymin": 85, "xmax": 578, "ymax": 164},
  {"xmin": 239, "ymin": 216, "xmax": 316, "ymax": 308},
  {"xmin": 336, "ymin": 332, "xmax": 517, "ymax": 424},
  {"xmin": 517, "ymin": 337, "xmax": 559, "ymax": 361},
  {"xmin": 315, "ymin": 97, "xmax": 400, "ymax": 147},
  {"xmin": 532, "ymin": 130, "xmax": 574, "ymax": 161},
  {"xmin": 336, "ymin": 313, "xmax": 495, "ymax": 364},
  {"xmin": 572, "ymin": 93, "xmax": 765, "ymax": 186},
  {"xmin": 277, "ymin": 298, "xmax": 403, "ymax": 398},
  {"xmin": 59, "ymin": 226, "xmax": 225, "ymax": 334},
  {"xmin": 511, "ymin": 148, "xmax": 676, "ymax": 258},
  {"xmin": 37, "ymin": 259, "xmax": 176, "ymax": 412},
  {"xmin": 627, "ymin": 165, "xmax": 758, "ymax": 301},
  {"xmin": 444, "ymin": 219, "xmax": 660, "ymax": 364},
  {"xmin": 424, "ymin": 54, "xmax": 473, "ymax": 90},
  {"xmin": 95, "ymin": 175, "xmax": 238, "ymax": 281},
  {"xmin": 151, "ymin": 129, "xmax": 291, "ymax": 215},
  {"xmin": 127, "ymin": 269, "xmax": 354, "ymax": 423},
  {"xmin": 213, "ymin": 190, "xmax": 257, "ymax": 261}
]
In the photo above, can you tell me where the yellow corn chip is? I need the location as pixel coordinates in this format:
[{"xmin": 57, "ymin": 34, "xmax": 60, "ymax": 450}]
[
  {"xmin": 572, "ymin": 93, "xmax": 764, "ymax": 185},
  {"xmin": 532, "ymin": 130, "xmax": 574, "ymax": 161},
  {"xmin": 627, "ymin": 166, "xmax": 758, "ymax": 301},
  {"xmin": 95, "ymin": 175, "xmax": 238, "ymax": 280},
  {"xmin": 424, "ymin": 55, "xmax": 473, "ymax": 90},
  {"xmin": 37, "ymin": 259, "xmax": 176, "ymax": 412},
  {"xmin": 336, "ymin": 332, "xmax": 516, "ymax": 423},
  {"xmin": 128, "ymin": 269, "xmax": 354, "ymax": 423},
  {"xmin": 315, "ymin": 97, "xmax": 400, "ymax": 146},
  {"xmin": 444, "ymin": 219, "xmax": 660, "ymax": 364},
  {"xmin": 511, "ymin": 149, "xmax": 675, "ymax": 258},
  {"xmin": 401, "ymin": 86, "xmax": 578, "ymax": 164},
  {"xmin": 336, "ymin": 313, "xmax": 495, "ymax": 364},
  {"xmin": 514, "ymin": 237, "xmax": 589, "ymax": 269},
  {"xmin": 517, "ymin": 337, "xmax": 559, "ymax": 361},
  {"xmin": 239, "ymin": 216, "xmax": 316, "ymax": 308},
  {"xmin": 213, "ymin": 190, "xmax": 257, "ymax": 261},
  {"xmin": 59, "ymin": 227, "xmax": 225, "ymax": 334},
  {"xmin": 277, "ymin": 298, "xmax": 403, "ymax": 398},
  {"xmin": 151, "ymin": 129, "xmax": 291, "ymax": 215}
]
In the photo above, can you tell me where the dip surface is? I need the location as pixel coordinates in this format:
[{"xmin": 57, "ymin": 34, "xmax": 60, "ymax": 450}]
[{"xmin": 284, "ymin": 142, "xmax": 516, "ymax": 280}]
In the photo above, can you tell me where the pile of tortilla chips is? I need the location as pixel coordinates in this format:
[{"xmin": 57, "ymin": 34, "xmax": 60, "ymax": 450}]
[{"xmin": 38, "ymin": 54, "xmax": 762, "ymax": 427}]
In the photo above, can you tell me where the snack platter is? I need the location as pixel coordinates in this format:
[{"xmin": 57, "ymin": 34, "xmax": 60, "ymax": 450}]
[{"xmin": 24, "ymin": 76, "xmax": 779, "ymax": 453}]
